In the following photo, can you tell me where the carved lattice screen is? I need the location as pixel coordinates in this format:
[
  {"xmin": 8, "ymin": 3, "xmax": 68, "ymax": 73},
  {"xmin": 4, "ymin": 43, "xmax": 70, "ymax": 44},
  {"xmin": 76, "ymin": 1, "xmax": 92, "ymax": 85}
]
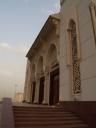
[{"xmin": 69, "ymin": 20, "xmax": 81, "ymax": 94}]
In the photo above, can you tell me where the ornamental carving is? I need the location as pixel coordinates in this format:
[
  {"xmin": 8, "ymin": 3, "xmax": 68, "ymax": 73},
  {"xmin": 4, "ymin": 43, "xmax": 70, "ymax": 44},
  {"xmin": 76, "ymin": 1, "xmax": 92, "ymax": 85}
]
[{"xmin": 69, "ymin": 20, "xmax": 81, "ymax": 94}]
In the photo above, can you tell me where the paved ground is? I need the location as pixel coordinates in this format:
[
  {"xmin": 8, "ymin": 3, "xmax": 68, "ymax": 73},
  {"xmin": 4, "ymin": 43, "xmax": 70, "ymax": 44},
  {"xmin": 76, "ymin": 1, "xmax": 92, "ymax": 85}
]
[{"xmin": 0, "ymin": 103, "xmax": 2, "ymax": 127}]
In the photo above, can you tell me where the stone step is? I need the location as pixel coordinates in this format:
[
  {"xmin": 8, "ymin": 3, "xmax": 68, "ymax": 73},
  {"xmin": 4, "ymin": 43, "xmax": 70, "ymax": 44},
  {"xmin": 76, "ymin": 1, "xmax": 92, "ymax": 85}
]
[
  {"xmin": 14, "ymin": 118, "xmax": 81, "ymax": 123},
  {"xmin": 15, "ymin": 122, "xmax": 88, "ymax": 128},
  {"xmin": 14, "ymin": 116, "xmax": 79, "ymax": 121},
  {"xmin": 13, "ymin": 108, "xmax": 67, "ymax": 112},
  {"xmin": 16, "ymin": 126, "xmax": 87, "ymax": 128},
  {"xmin": 13, "ymin": 106, "xmax": 88, "ymax": 128},
  {"xmin": 13, "ymin": 107, "xmax": 69, "ymax": 111},
  {"xmin": 14, "ymin": 111, "xmax": 71, "ymax": 114},
  {"xmin": 14, "ymin": 113, "xmax": 75, "ymax": 118},
  {"xmin": 15, "ymin": 120, "xmax": 84, "ymax": 124}
]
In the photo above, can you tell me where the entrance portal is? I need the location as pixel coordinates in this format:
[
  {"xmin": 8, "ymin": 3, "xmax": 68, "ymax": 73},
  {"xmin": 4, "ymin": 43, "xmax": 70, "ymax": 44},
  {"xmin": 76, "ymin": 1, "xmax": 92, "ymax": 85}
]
[
  {"xmin": 49, "ymin": 68, "xmax": 59, "ymax": 105},
  {"xmin": 39, "ymin": 77, "xmax": 45, "ymax": 104}
]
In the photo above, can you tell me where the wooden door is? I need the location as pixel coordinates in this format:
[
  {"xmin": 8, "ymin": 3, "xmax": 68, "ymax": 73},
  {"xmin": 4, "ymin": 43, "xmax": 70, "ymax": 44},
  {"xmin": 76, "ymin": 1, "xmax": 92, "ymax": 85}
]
[{"xmin": 50, "ymin": 68, "xmax": 59, "ymax": 105}]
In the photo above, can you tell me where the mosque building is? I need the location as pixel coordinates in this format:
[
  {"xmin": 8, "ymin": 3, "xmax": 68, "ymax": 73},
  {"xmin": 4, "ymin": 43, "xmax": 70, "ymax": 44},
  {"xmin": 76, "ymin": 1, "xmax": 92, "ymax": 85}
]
[{"xmin": 23, "ymin": 0, "xmax": 96, "ymax": 105}]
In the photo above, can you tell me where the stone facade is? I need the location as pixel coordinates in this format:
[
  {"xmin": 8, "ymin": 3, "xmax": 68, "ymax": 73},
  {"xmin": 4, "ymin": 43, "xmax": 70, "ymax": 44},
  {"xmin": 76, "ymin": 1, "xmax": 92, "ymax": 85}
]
[
  {"xmin": 24, "ymin": 0, "xmax": 96, "ymax": 104},
  {"xmin": 23, "ymin": 14, "xmax": 60, "ymax": 104}
]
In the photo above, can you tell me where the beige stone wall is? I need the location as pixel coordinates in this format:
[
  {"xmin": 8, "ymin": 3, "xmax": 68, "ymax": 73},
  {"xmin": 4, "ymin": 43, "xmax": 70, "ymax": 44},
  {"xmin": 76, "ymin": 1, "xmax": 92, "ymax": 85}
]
[{"xmin": 60, "ymin": 0, "xmax": 96, "ymax": 101}]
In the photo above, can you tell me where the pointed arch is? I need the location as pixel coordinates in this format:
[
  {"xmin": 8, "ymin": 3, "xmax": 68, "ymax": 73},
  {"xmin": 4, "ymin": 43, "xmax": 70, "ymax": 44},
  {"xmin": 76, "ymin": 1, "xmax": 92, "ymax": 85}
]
[{"xmin": 46, "ymin": 44, "xmax": 58, "ymax": 68}]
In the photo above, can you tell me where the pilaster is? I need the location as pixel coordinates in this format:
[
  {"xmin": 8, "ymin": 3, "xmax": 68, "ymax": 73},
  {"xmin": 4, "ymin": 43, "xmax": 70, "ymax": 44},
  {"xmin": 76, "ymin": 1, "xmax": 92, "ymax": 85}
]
[
  {"xmin": 33, "ymin": 74, "xmax": 40, "ymax": 104},
  {"xmin": 43, "ymin": 67, "xmax": 50, "ymax": 105}
]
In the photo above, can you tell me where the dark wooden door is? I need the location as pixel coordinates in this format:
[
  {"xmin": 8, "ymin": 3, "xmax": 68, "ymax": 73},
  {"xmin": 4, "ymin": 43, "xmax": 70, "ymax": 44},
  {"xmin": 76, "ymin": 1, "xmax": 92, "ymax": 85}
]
[
  {"xmin": 39, "ymin": 77, "xmax": 45, "ymax": 104},
  {"xmin": 32, "ymin": 82, "xmax": 36, "ymax": 103},
  {"xmin": 50, "ymin": 68, "xmax": 59, "ymax": 105}
]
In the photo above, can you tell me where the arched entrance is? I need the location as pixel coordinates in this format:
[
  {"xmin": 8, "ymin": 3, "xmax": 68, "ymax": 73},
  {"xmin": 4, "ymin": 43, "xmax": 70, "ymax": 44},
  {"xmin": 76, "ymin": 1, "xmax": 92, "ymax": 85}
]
[
  {"xmin": 37, "ymin": 56, "xmax": 45, "ymax": 104},
  {"xmin": 46, "ymin": 44, "xmax": 59, "ymax": 105},
  {"xmin": 68, "ymin": 20, "xmax": 81, "ymax": 95}
]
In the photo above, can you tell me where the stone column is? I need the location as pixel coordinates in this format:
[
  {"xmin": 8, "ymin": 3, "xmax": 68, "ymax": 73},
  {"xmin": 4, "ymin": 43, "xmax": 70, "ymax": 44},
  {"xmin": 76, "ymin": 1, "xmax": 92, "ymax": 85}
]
[
  {"xmin": 23, "ymin": 62, "xmax": 28, "ymax": 101},
  {"xmin": 26, "ymin": 75, "xmax": 30, "ymax": 102},
  {"xmin": 30, "ymin": 76, "xmax": 35, "ymax": 102},
  {"xmin": 23, "ymin": 86, "xmax": 27, "ymax": 101},
  {"xmin": 30, "ymin": 83, "xmax": 33, "ymax": 102},
  {"xmin": 33, "ymin": 74, "xmax": 40, "ymax": 104},
  {"xmin": 23, "ymin": 59, "xmax": 30, "ymax": 102},
  {"xmin": 43, "ymin": 67, "xmax": 50, "ymax": 105},
  {"xmin": 25, "ymin": 83, "xmax": 29, "ymax": 102},
  {"xmin": 25, "ymin": 59, "xmax": 32, "ymax": 103},
  {"xmin": 26, "ymin": 82, "xmax": 31, "ymax": 103}
]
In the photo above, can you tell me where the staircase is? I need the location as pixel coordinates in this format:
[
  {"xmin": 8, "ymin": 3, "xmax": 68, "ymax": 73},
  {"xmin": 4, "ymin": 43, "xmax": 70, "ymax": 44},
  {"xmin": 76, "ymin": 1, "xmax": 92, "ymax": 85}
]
[{"xmin": 13, "ymin": 105, "xmax": 88, "ymax": 128}]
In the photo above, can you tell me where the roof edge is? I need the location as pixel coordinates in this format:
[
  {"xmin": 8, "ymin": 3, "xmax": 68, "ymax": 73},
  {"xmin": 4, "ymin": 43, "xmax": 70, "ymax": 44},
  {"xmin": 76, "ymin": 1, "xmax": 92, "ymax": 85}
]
[{"xmin": 26, "ymin": 13, "xmax": 60, "ymax": 58}]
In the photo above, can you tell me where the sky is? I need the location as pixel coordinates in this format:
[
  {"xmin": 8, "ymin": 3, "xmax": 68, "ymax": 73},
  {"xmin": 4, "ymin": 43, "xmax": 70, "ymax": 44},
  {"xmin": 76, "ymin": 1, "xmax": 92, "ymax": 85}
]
[{"xmin": 0, "ymin": 0, "xmax": 60, "ymax": 100}]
